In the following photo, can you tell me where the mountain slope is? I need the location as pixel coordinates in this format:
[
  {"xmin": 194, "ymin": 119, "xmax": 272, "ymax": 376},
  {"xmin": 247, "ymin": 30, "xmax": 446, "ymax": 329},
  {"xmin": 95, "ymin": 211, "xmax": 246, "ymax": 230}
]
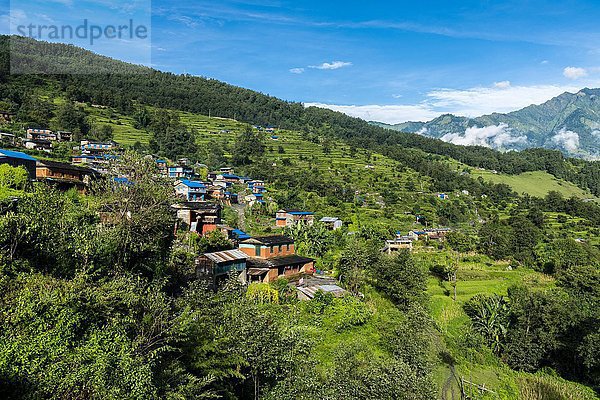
[
  {"xmin": 378, "ymin": 89, "xmax": 600, "ymax": 158},
  {"xmin": 3, "ymin": 35, "xmax": 600, "ymax": 199}
]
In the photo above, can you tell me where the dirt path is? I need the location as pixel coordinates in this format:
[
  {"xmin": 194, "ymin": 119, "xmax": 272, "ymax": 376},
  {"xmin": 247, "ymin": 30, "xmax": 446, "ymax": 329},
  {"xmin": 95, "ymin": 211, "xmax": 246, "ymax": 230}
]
[{"xmin": 232, "ymin": 199, "xmax": 246, "ymax": 230}]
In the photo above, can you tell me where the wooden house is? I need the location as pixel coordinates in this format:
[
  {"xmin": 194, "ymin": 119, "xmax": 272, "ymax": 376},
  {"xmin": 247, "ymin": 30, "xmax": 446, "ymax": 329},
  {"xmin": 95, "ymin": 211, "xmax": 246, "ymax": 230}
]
[
  {"xmin": 174, "ymin": 180, "xmax": 206, "ymax": 202},
  {"xmin": 0, "ymin": 148, "xmax": 36, "ymax": 179},
  {"xmin": 195, "ymin": 249, "xmax": 248, "ymax": 290},
  {"xmin": 240, "ymin": 236, "xmax": 314, "ymax": 283},
  {"xmin": 36, "ymin": 160, "xmax": 98, "ymax": 192},
  {"xmin": 276, "ymin": 209, "xmax": 314, "ymax": 227}
]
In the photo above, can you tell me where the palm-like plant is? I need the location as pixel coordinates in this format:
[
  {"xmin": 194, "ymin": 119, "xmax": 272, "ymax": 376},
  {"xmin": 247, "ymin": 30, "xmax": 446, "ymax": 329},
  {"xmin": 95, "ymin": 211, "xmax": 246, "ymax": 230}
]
[{"xmin": 464, "ymin": 293, "xmax": 509, "ymax": 355}]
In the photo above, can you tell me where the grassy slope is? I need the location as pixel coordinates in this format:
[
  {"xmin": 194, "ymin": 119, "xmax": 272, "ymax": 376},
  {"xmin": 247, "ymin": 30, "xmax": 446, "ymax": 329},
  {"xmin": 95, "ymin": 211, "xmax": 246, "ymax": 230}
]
[
  {"xmin": 471, "ymin": 169, "xmax": 597, "ymax": 200},
  {"xmin": 419, "ymin": 249, "xmax": 598, "ymax": 399}
]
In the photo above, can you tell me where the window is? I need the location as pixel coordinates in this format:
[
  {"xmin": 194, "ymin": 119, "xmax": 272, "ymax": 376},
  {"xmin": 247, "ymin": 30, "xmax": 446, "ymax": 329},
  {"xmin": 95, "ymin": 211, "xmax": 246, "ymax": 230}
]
[
  {"xmin": 286, "ymin": 244, "xmax": 290, "ymax": 251},
  {"xmin": 255, "ymin": 245, "xmax": 261, "ymax": 257},
  {"xmin": 278, "ymin": 245, "xmax": 282, "ymax": 252}
]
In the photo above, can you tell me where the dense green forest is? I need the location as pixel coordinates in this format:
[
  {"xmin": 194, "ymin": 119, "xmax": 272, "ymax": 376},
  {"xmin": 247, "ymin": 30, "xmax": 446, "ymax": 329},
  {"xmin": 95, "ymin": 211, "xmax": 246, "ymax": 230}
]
[{"xmin": 2, "ymin": 36, "xmax": 600, "ymax": 399}]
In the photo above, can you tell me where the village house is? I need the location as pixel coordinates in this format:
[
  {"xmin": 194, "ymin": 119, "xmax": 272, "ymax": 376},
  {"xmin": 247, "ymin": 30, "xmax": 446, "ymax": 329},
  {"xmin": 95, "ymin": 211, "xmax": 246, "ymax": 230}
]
[
  {"xmin": 173, "ymin": 202, "xmax": 222, "ymax": 235},
  {"xmin": 276, "ymin": 209, "xmax": 314, "ymax": 227},
  {"xmin": 27, "ymin": 128, "xmax": 56, "ymax": 141},
  {"xmin": 319, "ymin": 217, "xmax": 343, "ymax": 230},
  {"xmin": 240, "ymin": 236, "xmax": 314, "ymax": 283},
  {"xmin": 244, "ymin": 193, "xmax": 265, "ymax": 207},
  {"xmin": 206, "ymin": 185, "xmax": 225, "ymax": 201},
  {"xmin": 247, "ymin": 179, "xmax": 266, "ymax": 194},
  {"xmin": 22, "ymin": 138, "xmax": 53, "ymax": 152},
  {"xmin": 168, "ymin": 165, "xmax": 195, "ymax": 180},
  {"xmin": 174, "ymin": 179, "xmax": 206, "ymax": 202},
  {"xmin": 425, "ymin": 228, "xmax": 452, "ymax": 242},
  {"xmin": 71, "ymin": 154, "xmax": 113, "ymax": 174},
  {"xmin": 80, "ymin": 140, "xmax": 117, "ymax": 155},
  {"xmin": 384, "ymin": 233, "xmax": 414, "ymax": 254},
  {"xmin": 0, "ymin": 148, "xmax": 37, "ymax": 179},
  {"xmin": 36, "ymin": 160, "xmax": 98, "ymax": 192},
  {"xmin": 408, "ymin": 230, "xmax": 428, "ymax": 241},
  {"xmin": 155, "ymin": 159, "xmax": 167, "ymax": 174},
  {"xmin": 56, "ymin": 131, "xmax": 72, "ymax": 142},
  {"xmin": 195, "ymin": 249, "xmax": 248, "ymax": 290},
  {"xmin": 224, "ymin": 191, "xmax": 238, "ymax": 205},
  {"xmin": 437, "ymin": 193, "xmax": 449, "ymax": 200}
]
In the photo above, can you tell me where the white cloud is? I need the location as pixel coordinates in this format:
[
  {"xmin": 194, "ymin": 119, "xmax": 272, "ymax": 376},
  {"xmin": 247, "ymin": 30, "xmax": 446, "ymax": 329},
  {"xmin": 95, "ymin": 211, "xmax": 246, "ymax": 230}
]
[
  {"xmin": 441, "ymin": 124, "xmax": 527, "ymax": 148},
  {"xmin": 309, "ymin": 61, "xmax": 352, "ymax": 70},
  {"xmin": 304, "ymin": 102, "xmax": 440, "ymax": 123},
  {"xmin": 416, "ymin": 127, "xmax": 428, "ymax": 135},
  {"xmin": 306, "ymin": 82, "xmax": 588, "ymax": 124},
  {"xmin": 426, "ymin": 84, "xmax": 581, "ymax": 117},
  {"xmin": 563, "ymin": 66, "xmax": 588, "ymax": 80},
  {"xmin": 289, "ymin": 67, "xmax": 305, "ymax": 74},
  {"xmin": 494, "ymin": 80, "xmax": 511, "ymax": 88},
  {"xmin": 552, "ymin": 128, "xmax": 579, "ymax": 151}
]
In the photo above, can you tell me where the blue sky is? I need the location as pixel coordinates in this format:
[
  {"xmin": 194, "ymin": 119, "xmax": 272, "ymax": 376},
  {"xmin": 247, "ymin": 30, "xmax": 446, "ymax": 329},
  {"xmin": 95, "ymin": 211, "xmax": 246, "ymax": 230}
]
[{"xmin": 3, "ymin": 0, "xmax": 600, "ymax": 123}]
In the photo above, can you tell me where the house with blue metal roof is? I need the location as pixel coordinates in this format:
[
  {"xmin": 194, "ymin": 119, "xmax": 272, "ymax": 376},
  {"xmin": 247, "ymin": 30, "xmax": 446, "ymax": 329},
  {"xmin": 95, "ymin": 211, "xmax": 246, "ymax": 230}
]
[
  {"xmin": 175, "ymin": 179, "xmax": 206, "ymax": 202},
  {"xmin": 276, "ymin": 209, "xmax": 315, "ymax": 227},
  {"xmin": 0, "ymin": 149, "xmax": 37, "ymax": 179}
]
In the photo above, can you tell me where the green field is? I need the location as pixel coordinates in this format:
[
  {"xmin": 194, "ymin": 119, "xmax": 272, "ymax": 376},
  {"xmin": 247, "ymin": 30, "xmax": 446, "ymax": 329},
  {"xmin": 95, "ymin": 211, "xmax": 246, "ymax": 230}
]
[{"xmin": 471, "ymin": 169, "xmax": 597, "ymax": 200}]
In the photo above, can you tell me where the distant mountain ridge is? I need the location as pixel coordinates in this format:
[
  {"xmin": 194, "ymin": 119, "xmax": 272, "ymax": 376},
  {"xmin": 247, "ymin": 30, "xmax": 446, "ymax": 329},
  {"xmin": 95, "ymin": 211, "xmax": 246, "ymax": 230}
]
[{"xmin": 374, "ymin": 88, "xmax": 600, "ymax": 158}]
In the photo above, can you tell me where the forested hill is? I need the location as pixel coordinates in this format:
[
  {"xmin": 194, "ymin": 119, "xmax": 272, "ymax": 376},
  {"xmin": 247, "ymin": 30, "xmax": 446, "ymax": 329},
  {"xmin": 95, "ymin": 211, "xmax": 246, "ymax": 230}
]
[{"xmin": 2, "ymin": 35, "xmax": 600, "ymax": 196}]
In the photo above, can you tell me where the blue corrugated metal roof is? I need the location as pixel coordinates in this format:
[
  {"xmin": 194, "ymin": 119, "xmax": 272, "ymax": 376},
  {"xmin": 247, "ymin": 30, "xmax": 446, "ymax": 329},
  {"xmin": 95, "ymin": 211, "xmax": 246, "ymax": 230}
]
[
  {"xmin": 288, "ymin": 211, "xmax": 313, "ymax": 215},
  {"xmin": 232, "ymin": 229, "xmax": 251, "ymax": 240},
  {"xmin": 0, "ymin": 149, "xmax": 36, "ymax": 161},
  {"xmin": 179, "ymin": 179, "xmax": 205, "ymax": 189}
]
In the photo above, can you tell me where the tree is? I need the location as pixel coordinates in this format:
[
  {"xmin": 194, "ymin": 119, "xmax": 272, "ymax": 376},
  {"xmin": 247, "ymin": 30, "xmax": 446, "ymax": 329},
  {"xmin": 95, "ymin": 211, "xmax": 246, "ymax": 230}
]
[
  {"xmin": 464, "ymin": 294, "xmax": 509, "ymax": 355},
  {"xmin": 446, "ymin": 231, "xmax": 474, "ymax": 253},
  {"xmin": 478, "ymin": 222, "xmax": 512, "ymax": 260},
  {"xmin": 55, "ymin": 100, "xmax": 89, "ymax": 135},
  {"xmin": 149, "ymin": 110, "xmax": 197, "ymax": 160},
  {"xmin": 369, "ymin": 251, "xmax": 427, "ymax": 309},
  {"xmin": 337, "ymin": 239, "xmax": 380, "ymax": 294},
  {"xmin": 90, "ymin": 124, "xmax": 114, "ymax": 142},
  {"xmin": 0, "ymin": 164, "xmax": 28, "ymax": 190},
  {"xmin": 232, "ymin": 127, "xmax": 265, "ymax": 166},
  {"xmin": 92, "ymin": 152, "xmax": 176, "ymax": 276}
]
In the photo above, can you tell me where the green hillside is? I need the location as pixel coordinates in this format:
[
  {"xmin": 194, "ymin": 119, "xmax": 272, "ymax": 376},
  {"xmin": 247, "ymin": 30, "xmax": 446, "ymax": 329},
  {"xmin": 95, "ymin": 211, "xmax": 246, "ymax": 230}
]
[{"xmin": 471, "ymin": 170, "xmax": 598, "ymax": 200}]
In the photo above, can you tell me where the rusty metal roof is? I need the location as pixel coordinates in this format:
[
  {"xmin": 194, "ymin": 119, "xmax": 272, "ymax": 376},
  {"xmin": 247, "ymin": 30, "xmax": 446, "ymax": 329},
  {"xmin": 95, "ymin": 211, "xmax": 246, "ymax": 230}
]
[{"xmin": 203, "ymin": 249, "xmax": 248, "ymax": 264}]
